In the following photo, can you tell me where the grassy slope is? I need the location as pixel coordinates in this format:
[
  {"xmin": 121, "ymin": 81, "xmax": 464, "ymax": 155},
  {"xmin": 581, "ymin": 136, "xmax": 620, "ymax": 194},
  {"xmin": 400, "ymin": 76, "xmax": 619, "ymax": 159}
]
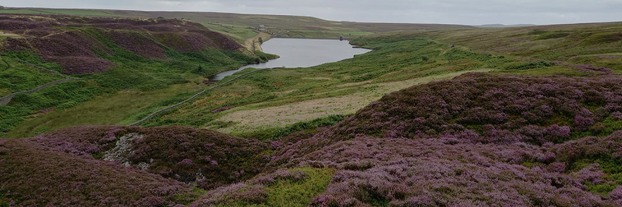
[
  {"xmin": 144, "ymin": 21, "xmax": 621, "ymax": 138},
  {"xmin": 5, "ymin": 81, "xmax": 203, "ymax": 137},
  {"xmin": 0, "ymin": 8, "xmax": 474, "ymax": 138},
  {"xmin": 143, "ymin": 36, "xmax": 501, "ymax": 135},
  {"xmin": 2, "ymin": 11, "xmax": 619, "ymax": 140},
  {"xmin": 0, "ymin": 16, "xmax": 258, "ymax": 138},
  {"xmin": 427, "ymin": 22, "xmax": 622, "ymax": 74}
]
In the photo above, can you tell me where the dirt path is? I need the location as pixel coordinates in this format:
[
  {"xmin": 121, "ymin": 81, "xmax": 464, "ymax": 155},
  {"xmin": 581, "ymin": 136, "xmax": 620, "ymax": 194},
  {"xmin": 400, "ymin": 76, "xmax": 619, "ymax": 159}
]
[
  {"xmin": 0, "ymin": 78, "xmax": 74, "ymax": 106},
  {"xmin": 243, "ymin": 32, "xmax": 272, "ymax": 52},
  {"xmin": 40, "ymin": 31, "xmax": 68, "ymax": 39},
  {"xmin": 130, "ymin": 33, "xmax": 277, "ymax": 125},
  {"xmin": 129, "ymin": 69, "xmax": 265, "ymax": 126},
  {"xmin": 0, "ymin": 60, "xmax": 76, "ymax": 106}
]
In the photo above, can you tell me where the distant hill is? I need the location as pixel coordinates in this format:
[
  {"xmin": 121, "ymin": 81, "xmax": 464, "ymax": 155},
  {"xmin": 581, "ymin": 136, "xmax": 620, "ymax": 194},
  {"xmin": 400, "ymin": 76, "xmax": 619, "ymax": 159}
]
[
  {"xmin": 478, "ymin": 24, "xmax": 536, "ymax": 28},
  {"xmin": 0, "ymin": 14, "xmax": 242, "ymax": 74},
  {"xmin": 0, "ymin": 7, "xmax": 474, "ymax": 40}
]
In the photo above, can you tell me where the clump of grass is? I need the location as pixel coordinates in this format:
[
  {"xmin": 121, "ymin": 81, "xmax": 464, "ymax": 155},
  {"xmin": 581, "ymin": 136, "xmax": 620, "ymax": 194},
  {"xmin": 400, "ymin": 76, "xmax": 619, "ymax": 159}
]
[
  {"xmin": 264, "ymin": 168, "xmax": 335, "ymax": 207},
  {"xmin": 195, "ymin": 167, "xmax": 335, "ymax": 207}
]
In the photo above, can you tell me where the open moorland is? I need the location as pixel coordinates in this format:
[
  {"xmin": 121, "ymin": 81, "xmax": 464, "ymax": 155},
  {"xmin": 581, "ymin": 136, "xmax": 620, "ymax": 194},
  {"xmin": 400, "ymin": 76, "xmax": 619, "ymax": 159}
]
[
  {"xmin": 1, "ymin": 7, "xmax": 622, "ymax": 207},
  {"xmin": 0, "ymin": 7, "xmax": 472, "ymax": 42},
  {"xmin": 0, "ymin": 14, "xmax": 279, "ymax": 137}
]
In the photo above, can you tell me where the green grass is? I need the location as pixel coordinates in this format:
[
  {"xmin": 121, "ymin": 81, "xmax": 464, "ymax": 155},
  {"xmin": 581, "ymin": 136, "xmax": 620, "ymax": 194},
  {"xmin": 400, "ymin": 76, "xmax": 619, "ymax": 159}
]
[
  {"xmin": 264, "ymin": 168, "xmax": 334, "ymax": 207},
  {"xmin": 1, "ymin": 47, "xmax": 250, "ymax": 137},
  {"xmin": 216, "ymin": 167, "xmax": 335, "ymax": 207},
  {"xmin": 0, "ymin": 24, "xmax": 258, "ymax": 137},
  {"xmin": 572, "ymin": 158, "xmax": 622, "ymax": 195},
  {"xmin": 430, "ymin": 22, "xmax": 622, "ymax": 73},
  {"xmin": 142, "ymin": 22, "xmax": 622, "ymax": 138},
  {"xmin": 1, "ymin": 49, "xmax": 247, "ymax": 137},
  {"xmin": 5, "ymin": 81, "xmax": 204, "ymax": 138},
  {"xmin": 2, "ymin": 12, "xmax": 621, "ymax": 140},
  {"xmin": 143, "ymin": 34, "xmax": 555, "ymax": 137},
  {"xmin": 0, "ymin": 52, "xmax": 65, "ymax": 95},
  {"xmin": 173, "ymin": 186, "xmax": 208, "ymax": 205}
]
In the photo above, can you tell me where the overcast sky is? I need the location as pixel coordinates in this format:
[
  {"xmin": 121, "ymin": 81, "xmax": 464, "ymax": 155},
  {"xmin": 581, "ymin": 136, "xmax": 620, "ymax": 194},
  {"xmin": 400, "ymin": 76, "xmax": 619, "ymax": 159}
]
[{"xmin": 2, "ymin": 0, "xmax": 621, "ymax": 25}]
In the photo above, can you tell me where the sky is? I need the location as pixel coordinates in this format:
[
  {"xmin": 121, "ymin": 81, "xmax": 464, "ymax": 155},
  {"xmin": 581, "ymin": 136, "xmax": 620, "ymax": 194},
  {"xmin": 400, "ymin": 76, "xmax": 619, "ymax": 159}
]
[{"xmin": 1, "ymin": 0, "xmax": 622, "ymax": 25}]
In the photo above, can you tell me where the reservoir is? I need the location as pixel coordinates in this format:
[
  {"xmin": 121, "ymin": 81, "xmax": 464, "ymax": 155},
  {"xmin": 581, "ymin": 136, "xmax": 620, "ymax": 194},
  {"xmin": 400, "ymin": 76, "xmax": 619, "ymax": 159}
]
[{"xmin": 212, "ymin": 38, "xmax": 371, "ymax": 80}]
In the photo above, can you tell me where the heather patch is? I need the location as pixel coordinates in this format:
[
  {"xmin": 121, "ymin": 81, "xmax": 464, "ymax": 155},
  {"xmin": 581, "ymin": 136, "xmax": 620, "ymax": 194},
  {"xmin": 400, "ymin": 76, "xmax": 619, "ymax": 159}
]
[
  {"xmin": 0, "ymin": 14, "xmax": 258, "ymax": 137},
  {"xmin": 296, "ymin": 136, "xmax": 608, "ymax": 206},
  {"xmin": 260, "ymin": 74, "xmax": 622, "ymax": 206},
  {"xmin": 328, "ymin": 74, "xmax": 622, "ymax": 144},
  {"xmin": 0, "ymin": 138, "xmax": 190, "ymax": 206},
  {"xmin": 106, "ymin": 30, "xmax": 166, "ymax": 58},
  {"xmin": 0, "ymin": 14, "xmax": 242, "ymax": 74},
  {"xmin": 31, "ymin": 126, "xmax": 270, "ymax": 189}
]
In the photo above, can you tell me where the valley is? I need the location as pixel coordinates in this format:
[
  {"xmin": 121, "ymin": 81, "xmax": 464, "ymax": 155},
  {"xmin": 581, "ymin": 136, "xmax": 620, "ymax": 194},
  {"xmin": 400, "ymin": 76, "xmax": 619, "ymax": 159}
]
[{"xmin": 0, "ymin": 6, "xmax": 621, "ymax": 207}]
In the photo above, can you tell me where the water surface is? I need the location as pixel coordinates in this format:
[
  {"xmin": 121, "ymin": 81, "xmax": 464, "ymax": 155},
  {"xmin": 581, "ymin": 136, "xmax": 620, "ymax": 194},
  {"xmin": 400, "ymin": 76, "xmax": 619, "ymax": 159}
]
[{"xmin": 213, "ymin": 38, "xmax": 371, "ymax": 80}]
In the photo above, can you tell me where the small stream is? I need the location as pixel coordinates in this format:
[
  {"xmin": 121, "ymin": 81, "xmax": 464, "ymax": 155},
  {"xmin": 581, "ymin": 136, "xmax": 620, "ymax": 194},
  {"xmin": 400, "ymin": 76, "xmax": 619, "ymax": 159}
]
[{"xmin": 212, "ymin": 38, "xmax": 371, "ymax": 80}]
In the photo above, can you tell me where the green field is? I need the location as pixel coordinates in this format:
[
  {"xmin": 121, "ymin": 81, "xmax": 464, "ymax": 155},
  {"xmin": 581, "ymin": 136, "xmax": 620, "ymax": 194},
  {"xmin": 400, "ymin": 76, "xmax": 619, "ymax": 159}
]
[
  {"xmin": 1, "ymin": 9, "xmax": 621, "ymax": 140},
  {"xmin": 0, "ymin": 19, "xmax": 260, "ymax": 137},
  {"xmin": 135, "ymin": 22, "xmax": 620, "ymax": 139},
  {"xmin": 0, "ymin": 49, "xmax": 250, "ymax": 137}
]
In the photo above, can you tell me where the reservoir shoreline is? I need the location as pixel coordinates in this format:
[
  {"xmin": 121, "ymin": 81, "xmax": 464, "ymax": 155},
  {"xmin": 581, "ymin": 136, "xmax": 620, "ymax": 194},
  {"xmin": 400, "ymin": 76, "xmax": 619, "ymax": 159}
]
[{"xmin": 212, "ymin": 38, "xmax": 371, "ymax": 81}]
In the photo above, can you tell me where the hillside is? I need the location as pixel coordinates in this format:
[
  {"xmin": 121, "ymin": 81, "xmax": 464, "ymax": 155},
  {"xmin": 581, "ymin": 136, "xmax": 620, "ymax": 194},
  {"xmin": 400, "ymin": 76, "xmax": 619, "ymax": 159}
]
[
  {"xmin": 122, "ymin": 21, "xmax": 620, "ymax": 140},
  {"xmin": 3, "ymin": 74, "xmax": 622, "ymax": 206},
  {"xmin": 211, "ymin": 74, "xmax": 622, "ymax": 206},
  {"xmin": 7, "ymin": 20, "xmax": 620, "ymax": 139},
  {"xmin": 0, "ymin": 8, "xmax": 473, "ymax": 41},
  {"xmin": 0, "ymin": 126, "xmax": 269, "ymax": 206},
  {"xmin": 427, "ymin": 21, "xmax": 622, "ymax": 73},
  {"xmin": 1, "ymin": 15, "xmax": 242, "ymax": 74},
  {"xmin": 0, "ymin": 14, "xmax": 267, "ymax": 137}
]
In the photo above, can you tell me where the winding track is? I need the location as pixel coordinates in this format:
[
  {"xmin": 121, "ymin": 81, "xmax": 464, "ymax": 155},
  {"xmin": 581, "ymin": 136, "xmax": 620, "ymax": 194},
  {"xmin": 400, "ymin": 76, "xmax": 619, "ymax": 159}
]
[
  {"xmin": 0, "ymin": 55, "xmax": 263, "ymax": 127},
  {"xmin": 0, "ymin": 78, "xmax": 75, "ymax": 106},
  {"xmin": 0, "ymin": 59, "xmax": 77, "ymax": 106},
  {"xmin": 130, "ymin": 69, "xmax": 265, "ymax": 126}
]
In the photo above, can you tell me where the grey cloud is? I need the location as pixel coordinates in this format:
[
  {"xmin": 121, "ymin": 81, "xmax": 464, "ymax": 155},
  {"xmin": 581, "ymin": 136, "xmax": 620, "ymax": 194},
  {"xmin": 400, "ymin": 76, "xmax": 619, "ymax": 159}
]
[{"xmin": 1, "ymin": 0, "xmax": 621, "ymax": 25}]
